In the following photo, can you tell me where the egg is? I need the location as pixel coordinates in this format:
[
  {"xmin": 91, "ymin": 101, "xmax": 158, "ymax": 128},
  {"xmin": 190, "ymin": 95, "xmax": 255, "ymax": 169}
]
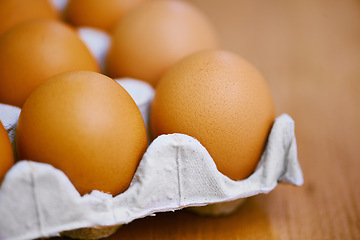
[
  {"xmin": 16, "ymin": 70, "xmax": 148, "ymax": 196},
  {"xmin": 0, "ymin": 19, "xmax": 99, "ymax": 107},
  {"xmin": 106, "ymin": 0, "xmax": 218, "ymax": 87},
  {"xmin": 0, "ymin": 121, "xmax": 14, "ymax": 184},
  {"xmin": 0, "ymin": 0, "xmax": 59, "ymax": 36},
  {"xmin": 65, "ymin": 0, "xmax": 152, "ymax": 31},
  {"xmin": 150, "ymin": 49, "xmax": 275, "ymax": 181}
]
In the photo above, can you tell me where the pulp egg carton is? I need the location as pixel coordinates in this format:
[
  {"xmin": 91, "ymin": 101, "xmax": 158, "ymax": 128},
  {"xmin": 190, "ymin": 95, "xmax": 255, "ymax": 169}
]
[{"xmin": 0, "ymin": 77, "xmax": 303, "ymax": 240}]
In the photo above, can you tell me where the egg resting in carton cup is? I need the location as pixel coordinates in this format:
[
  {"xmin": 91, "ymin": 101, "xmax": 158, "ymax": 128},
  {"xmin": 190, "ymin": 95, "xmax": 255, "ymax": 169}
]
[{"xmin": 0, "ymin": 77, "xmax": 303, "ymax": 240}]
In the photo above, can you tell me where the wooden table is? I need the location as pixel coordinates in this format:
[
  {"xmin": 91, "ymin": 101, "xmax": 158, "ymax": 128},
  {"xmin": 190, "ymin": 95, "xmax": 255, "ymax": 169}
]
[{"xmin": 59, "ymin": 0, "xmax": 360, "ymax": 239}]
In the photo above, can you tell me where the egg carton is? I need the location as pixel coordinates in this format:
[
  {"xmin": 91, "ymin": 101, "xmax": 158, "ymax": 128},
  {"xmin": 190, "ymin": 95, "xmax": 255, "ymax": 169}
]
[{"xmin": 0, "ymin": 79, "xmax": 303, "ymax": 240}]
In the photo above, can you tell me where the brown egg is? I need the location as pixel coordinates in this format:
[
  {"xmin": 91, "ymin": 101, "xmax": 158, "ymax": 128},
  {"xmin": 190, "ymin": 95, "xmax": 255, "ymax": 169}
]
[
  {"xmin": 0, "ymin": 0, "xmax": 59, "ymax": 37},
  {"xmin": 66, "ymin": 0, "xmax": 152, "ymax": 31},
  {"xmin": 16, "ymin": 70, "xmax": 148, "ymax": 196},
  {"xmin": 0, "ymin": 19, "xmax": 99, "ymax": 107},
  {"xmin": 0, "ymin": 121, "xmax": 14, "ymax": 184},
  {"xmin": 106, "ymin": 0, "xmax": 218, "ymax": 87},
  {"xmin": 150, "ymin": 50, "xmax": 275, "ymax": 181}
]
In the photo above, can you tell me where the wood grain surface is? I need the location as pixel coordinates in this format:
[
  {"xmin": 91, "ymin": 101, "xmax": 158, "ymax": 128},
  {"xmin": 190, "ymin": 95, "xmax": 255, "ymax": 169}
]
[{"xmin": 58, "ymin": 0, "xmax": 360, "ymax": 239}]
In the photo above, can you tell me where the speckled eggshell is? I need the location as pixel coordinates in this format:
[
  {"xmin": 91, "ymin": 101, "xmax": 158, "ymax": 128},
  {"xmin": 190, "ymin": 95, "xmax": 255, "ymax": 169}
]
[
  {"xmin": 16, "ymin": 71, "xmax": 148, "ymax": 196},
  {"xmin": 150, "ymin": 49, "xmax": 275, "ymax": 181}
]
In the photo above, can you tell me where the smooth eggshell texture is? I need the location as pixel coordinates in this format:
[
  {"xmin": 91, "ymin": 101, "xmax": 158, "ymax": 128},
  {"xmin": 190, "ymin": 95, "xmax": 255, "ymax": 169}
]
[
  {"xmin": 0, "ymin": 121, "xmax": 14, "ymax": 184},
  {"xmin": 16, "ymin": 71, "xmax": 148, "ymax": 196},
  {"xmin": 0, "ymin": 19, "xmax": 99, "ymax": 107},
  {"xmin": 0, "ymin": 0, "xmax": 59, "ymax": 36},
  {"xmin": 151, "ymin": 50, "xmax": 275, "ymax": 181},
  {"xmin": 65, "ymin": 0, "xmax": 152, "ymax": 31},
  {"xmin": 106, "ymin": 0, "xmax": 218, "ymax": 87}
]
